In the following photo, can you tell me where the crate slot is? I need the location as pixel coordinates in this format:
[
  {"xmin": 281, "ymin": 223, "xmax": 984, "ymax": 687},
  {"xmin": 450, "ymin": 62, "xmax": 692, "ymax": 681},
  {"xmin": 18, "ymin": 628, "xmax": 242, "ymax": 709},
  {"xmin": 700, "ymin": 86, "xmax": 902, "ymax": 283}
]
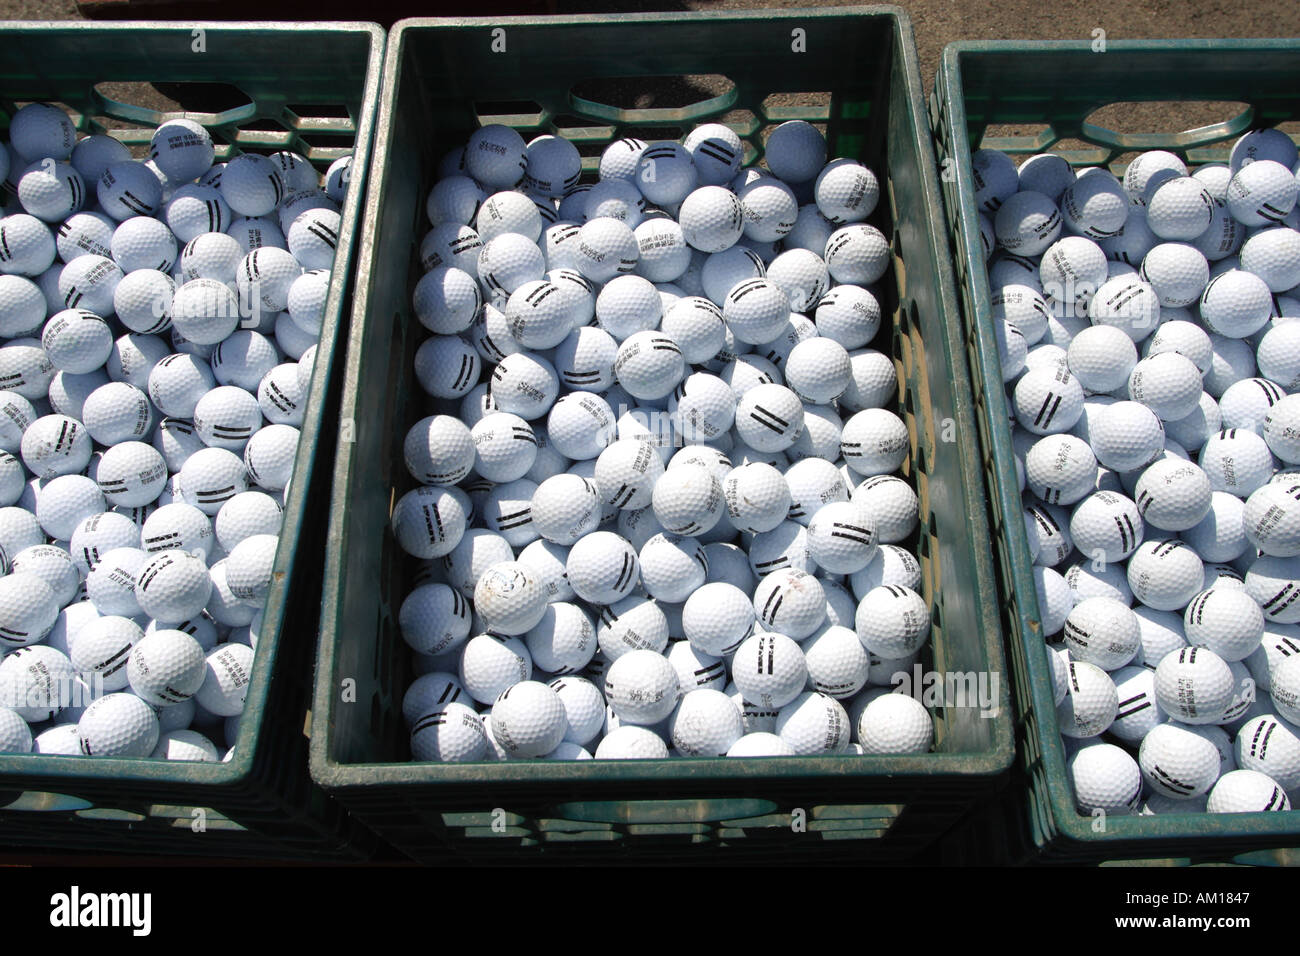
[
  {"xmin": 461, "ymin": 828, "xmax": 535, "ymax": 842},
  {"xmin": 551, "ymin": 798, "xmax": 777, "ymax": 825},
  {"xmin": 818, "ymin": 828, "xmax": 884, "ymax": 841},
  {"xmin": 534, "ymin": 817, "xmax": 614, "ymax": 833},
  {"xmin": 540, "ymin": 829, "xmax": 621, "ymax": 843},
  {"xmin": 93, "ymin": 80, "xmax": 255, "ymax": 129},
  {"xmin": 475, "ymin": 99, "xmax": 545, "ymax": 129},
  {"xmin": 1081, "ymin": 99, "xmax": 1252, "ymax": 152},
  {"xmin": 285, "ymin": 101, "xmax": 353, "ymax": 120},
  {"xmin": 0, "ymin": 791, "xmax": 94, "ymax": 812},
  {"xmin": 549, "ymin": 113, "xmax": 618, "ymax": 142},
  {"xmin": 718, "ymin": 813, "xmax": 791, "ymax": 829},
  {"xmin": 570, "ymin": 74, "xmax": 736, "ymax": 125},
  {"xmin": 75, "ymin": 808, "xmax": 146, "ymax": 822},
  {"xmin": 760, "ymin": 91, "xmax": 831, "ymax": 124}
]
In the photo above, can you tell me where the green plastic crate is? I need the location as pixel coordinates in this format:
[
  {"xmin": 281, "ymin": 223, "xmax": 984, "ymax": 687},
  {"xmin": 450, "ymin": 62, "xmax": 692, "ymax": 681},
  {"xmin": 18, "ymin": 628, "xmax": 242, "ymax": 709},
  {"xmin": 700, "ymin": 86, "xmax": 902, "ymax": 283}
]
[
  {"xmin": 931, "ymin": 39, "xmax": 1300, "ymax": 864},
  {"xmin": 312, "ymin": 7, "xmax": 1013, "ymax": 864},
  {"xmin": 0, "ymin": 20, "xmax": 385, "ymax": 859}
]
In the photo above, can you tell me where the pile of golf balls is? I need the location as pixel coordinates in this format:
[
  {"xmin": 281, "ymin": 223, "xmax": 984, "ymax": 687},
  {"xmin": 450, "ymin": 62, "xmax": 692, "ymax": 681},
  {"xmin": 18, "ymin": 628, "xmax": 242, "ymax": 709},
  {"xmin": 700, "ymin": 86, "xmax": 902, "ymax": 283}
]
[
  {"xmin": 398, "ymin": 119, "xmax": 939, "ymax": 762},
  {"xmin": 0, "ymin": 103, "xmax": 352, "ymax": 761},
  {"xmin": 975, "ymin": 131, "xmax": 1300, "ymax": 815}
]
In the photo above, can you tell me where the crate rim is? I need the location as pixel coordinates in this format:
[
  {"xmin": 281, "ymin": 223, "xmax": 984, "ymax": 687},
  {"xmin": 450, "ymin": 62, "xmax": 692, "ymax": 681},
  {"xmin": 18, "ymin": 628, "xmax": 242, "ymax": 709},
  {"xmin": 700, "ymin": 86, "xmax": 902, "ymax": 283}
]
[
  {"xmin": 937, "ymin": 36, "xmax": 1300, "ymax": 848},
  {"xmin": 945, "ymin": 37, "xmax": 1300, "ymax": 55},
  {"xmin": 0, "ymin": 18, "xmax": 385, "ymax": 794},
  {"xmin": 0, "ymin": 19, "xmax": 386, "ymax": 34},
  {"xmin": 388, "ymin": 5, "xmax": 912, "ymax": 31},
  {"xmin": 312, "ymin": 6, "xmax": 1016, "ymax": 793}
]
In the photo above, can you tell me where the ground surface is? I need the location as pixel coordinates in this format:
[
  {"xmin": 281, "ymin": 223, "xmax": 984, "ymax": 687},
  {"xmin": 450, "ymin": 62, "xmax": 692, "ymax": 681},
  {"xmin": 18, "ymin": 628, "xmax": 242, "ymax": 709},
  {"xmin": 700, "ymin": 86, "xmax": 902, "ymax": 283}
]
[{"xmin": 6, "ymin": 0, "xmax": 1296, "ymax": 137}]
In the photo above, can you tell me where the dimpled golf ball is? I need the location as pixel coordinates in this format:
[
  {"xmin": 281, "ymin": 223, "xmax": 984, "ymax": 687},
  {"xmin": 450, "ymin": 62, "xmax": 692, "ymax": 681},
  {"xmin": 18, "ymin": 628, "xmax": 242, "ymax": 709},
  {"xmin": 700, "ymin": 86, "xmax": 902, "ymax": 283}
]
[
  {"xmin": 806, "ymin": 499, "xmax": 878, "ymax": 574},
  {"xmin": 797, "ymin": 623, "xmax": 867, "ymax": 700},
  {"xmin": 134, "ymin": 548, "xmax": 213, "ymax": 624},
  {"xmin": 669, "ymin": 372, "xmax": 737, "ymax": 443},
  {"xmin": 815, "ymin": 159, "xmax": 879, "ymax": 224},
  {"xmin": 521, "ymin": 604, "xmax": 594, "ymax": 677},
  {"xmin": 857, "ymin": 692, "xmax": 933, "ymax": 754},
  {"xmin": 815, "ymin": 284, "xmax": 881, "ymax": 350},
  {"xmin": 855, "ymin": 584, "xmax": 930, "ymax": 659},
  {"xmin": 0, "ymin": 644, "xmax": 75, "ymax": 722},
  {"xmin": 391, "ymin": 486, "xmax": 468, "ymax": 560},
  {"xmin": 1070, "ymin": 742, "xmax": 1142, "ymax": 814},
  {"xmin": 614, "ymin": 330, "xmax": 684, "ymax": 401},
  {"xmin": 403, "ymin": 415, "xmax": 475, "ymax": 487},
  {"xmin": 547, "ymin": 393, "xmax": 615, "ymax": 461},
  {"xmin": 1127, "ymin": 538, "xmax": 1205, "ymax": 611},
  {"xmin": 1070, "ymin": 491, "xmax": 1144, "ymax": 563},
  {"xmin": 824, "ymin": 224, "xmax": 890, "ymax": 286},
  {"xmin": 1154, "ymin": 646, "xmax": 1234, "ymax": 725},
  {"xmin": 526, "ymin": 473, "xmax": 599, "ymax": 546},
  {"xmin": 752, "ymin": 568, "xmax": 826, "ymax": 639},
  {"xmin": 721, "ymin": 461, "xmax": 790, "ymax": 534},
  {"xmin": 1133, "ymin": 458, "xmax": 1213, "ymax": 532},
  {"xmin": 77, "ymin": 692, "xmax": 159, "ymax": 757},
  {"xmin": 400, "ymin": 583, "xmax": 472, "ymax": 658},
  {"xmin": 566, "ymin": 531, "xmax": 639, "ymax": 605},
  {"xmin": 1200, "ymin": 428, "xmax": 1274, "ymax": 498},
  {"xmin": 678, "ymin": 186, "xmax": 744, "ymax": 254},
  {"xmin": 1057, "ymin": 660, "xmax": 1119, "ymax": 738},
  {"xmin": 151, "ymin": 729, "xmax": 220, "ymax": 762},
  {"xmin": 1088, "ymin": 401, "xmax": 1166, "ymax": 473},
  {"xmin": 1107, "ymin": 666, "xmax": 1163, "ymax": 743},
  {"xmin": 474, "ymin": 561, "xmax": 548, "ymax": 636},
  {"xmin": 410, "ymin": 701, "xmax": 489, "ymax": 763},
  {"xmin": 665, "ymin": 640, "xmax": 727, "ymax": 695},
  {"xmin": 651, "ymin": 463, "xmax": 724, "ymax": 537},
  {"xmin": 1025, "ymin": 434, "xmax": 1098, "ymax": 506},
  {"xmin": 1242, "ymin": 481, "xmax": 1300, "ymax": 557},
  {"xmin": 1234, "ymin": 714, "xmax": 1300, "ymax": 790},
  {"xmin": 595, "ymin": 724, "xmax": 669, "ymax": 759},
  {"xmin": 1181, "ymin": 587, "xmax": 1264, "ymax": 662},
  {"xmin": 1207, "ymin": 769, "xmax": 1291, "ymax": 812},
  {"xmin": 638, "ymin": 533, "xmax": 708, "ymax": 604},
  {"xmin": 1128, "ymin": 353, "xmax": 1203, "ymax": 422},
  {"xmin": 595, "ymin": 594, "xmax": 669, "ymax": 661},
  {"xmin": 195, "ymin": 642, "xmax": 254, "ymax": 717},
  {"xmin": 668, "ymin": 688, "xmax": 744, "ymax": 756},
  {"xmin": 224, "ymin": 533, "xmax": 279, "ymax": 606},
  {"xmin": 995, "ymin": 191, "xmax": 1062, "ymax": 256},
  {"xmin": 67, "ymin": 614, "xmax": 137, "ymax": 691},
  {"xmin": 127, "ymin": 628, "xmax": 207, "ymax": 706},
  {"xmin": 728, "ymin": 631, "xmax": 806, "ymax": 711},
  {"xmin": 735, "ymin": 383, "xmax": 804, "ymax": 452},
  {"xmin": 21, "ymin": 414, "xmax": 92, "ymax": 479},
  {"xmin": 682, "ymin": 582, "xmax": 756, "ymax": 657},
  {"xmin": 776, "ymin": 691, "xmax": 851, "ymax": 755},
  {"xmin": 841, "ymin": 408, "xmax": 909, "ymax": 475},
  {"xmin": 1013, "ymin": 366, "xmax": 1085, "ymax": 436},
  {"xmin": 1063, "ymin": 597, "xmax": 1142, "ymax": 671},
  {"xmin": 1245, "ymin": 555, "xmax": 1300, "ymax": 624},
  {"xmin": 489, "ymin": 680, "xmax": 566, "ymax": 757},
  {"xmin": 593, "ymin": 438, "xmax": 665, "ymax": 512},
  {"xmin": 1138, "ymin": 728, "xmax": 1216, "ymax": 806},
  {"xmin": 603, "ymin": 649, "xmax": 680, "ymax": 725}
]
